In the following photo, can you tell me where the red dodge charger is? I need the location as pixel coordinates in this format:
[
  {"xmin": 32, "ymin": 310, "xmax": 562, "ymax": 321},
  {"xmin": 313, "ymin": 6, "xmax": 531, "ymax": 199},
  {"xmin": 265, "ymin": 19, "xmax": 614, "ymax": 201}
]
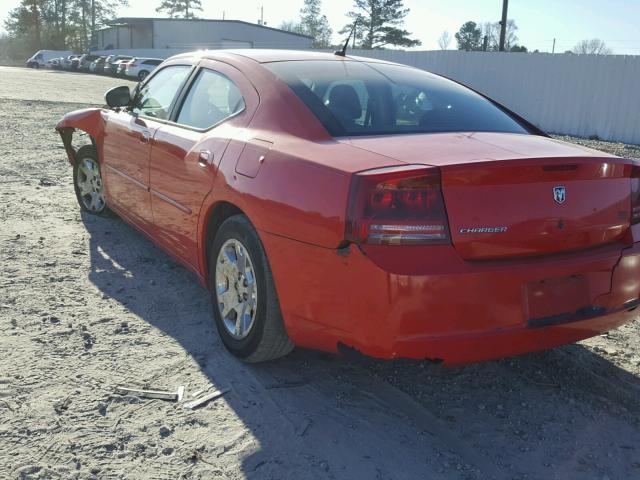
[{"xmin": 56, "ymin": 50, "xmax": 640, "ymax": 365}]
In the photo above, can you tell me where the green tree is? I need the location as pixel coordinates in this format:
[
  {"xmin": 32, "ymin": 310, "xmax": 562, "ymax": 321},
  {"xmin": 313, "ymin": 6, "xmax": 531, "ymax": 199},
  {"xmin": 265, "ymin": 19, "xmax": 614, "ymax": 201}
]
[
  {"xmin": 4, "ymin": 0, "xmax": 127, "ymax": 53},
  {"xmin": 4, "ymin": 1, "xmax": 46, "ymax": 50},
  {"xmin": 455, "ymin": 21, "xmax": 481, "ymax": 51},
  {"xmin": 510, "ymin": 45, "xmax": 527, "ymax": 53},
  {"xmin": 299, "ymin": 0, "xmax": 332, "ymax": 48},
  {"xmin": 156, "ymin": 0, "xmax": 202, "ymax": 19},
  {"xmin": 342, "ymin": 0, "xmax": 420, "ymax": 49}
]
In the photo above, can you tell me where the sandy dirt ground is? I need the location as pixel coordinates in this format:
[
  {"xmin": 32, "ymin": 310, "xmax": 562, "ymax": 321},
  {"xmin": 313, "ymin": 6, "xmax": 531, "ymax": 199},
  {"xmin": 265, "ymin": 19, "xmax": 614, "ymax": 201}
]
[{"xmin": 2, "ymin": 66, "xmax": 640, "ymax": 480}]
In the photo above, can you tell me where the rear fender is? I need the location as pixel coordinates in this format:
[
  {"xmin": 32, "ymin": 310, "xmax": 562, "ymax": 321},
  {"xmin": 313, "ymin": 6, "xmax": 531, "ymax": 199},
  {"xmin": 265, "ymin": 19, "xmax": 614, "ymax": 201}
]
[{"xmin": 55, "ymin": 108, "xmax": 106, "ymax": 165}]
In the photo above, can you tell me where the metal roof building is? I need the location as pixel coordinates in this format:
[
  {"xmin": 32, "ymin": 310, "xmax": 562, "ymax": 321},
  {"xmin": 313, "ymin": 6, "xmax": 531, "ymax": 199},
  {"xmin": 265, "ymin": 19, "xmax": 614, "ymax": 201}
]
[{"xmin": 97, "ymin": 17, "xmax": 313, "ymax": 51}]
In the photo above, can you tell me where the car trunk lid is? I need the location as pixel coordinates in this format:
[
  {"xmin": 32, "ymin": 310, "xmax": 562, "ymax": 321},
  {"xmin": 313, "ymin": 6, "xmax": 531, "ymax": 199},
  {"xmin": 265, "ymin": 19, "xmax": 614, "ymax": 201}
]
[
  {"xmin": 341, "ymin": 133, "xmax": 633, "ymax": 259},
  {"xmin": 441, "ymin": 157, "xmax": 632, "ymax": 259}
]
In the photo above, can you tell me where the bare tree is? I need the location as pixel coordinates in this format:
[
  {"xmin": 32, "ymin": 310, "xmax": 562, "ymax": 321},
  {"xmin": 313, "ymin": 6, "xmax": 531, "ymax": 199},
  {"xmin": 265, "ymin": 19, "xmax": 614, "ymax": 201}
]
[
  {"xmin": 437, "ymin": 30, "xmax": 451, "ymax": 50},
  {"xmin": 573, "ymin": 38, "xmax": 613, "ymax": 55},
  {"xmin": 481, "ymin": 20, "xmax": 518, "ymax": 51}
]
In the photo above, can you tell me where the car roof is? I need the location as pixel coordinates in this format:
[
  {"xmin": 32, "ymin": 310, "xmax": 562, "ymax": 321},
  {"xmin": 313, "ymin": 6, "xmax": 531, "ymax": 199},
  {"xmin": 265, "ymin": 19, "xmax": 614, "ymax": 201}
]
[{"xmin": 170, "ymin": 49, "xmax": 401, "ymax": 66}]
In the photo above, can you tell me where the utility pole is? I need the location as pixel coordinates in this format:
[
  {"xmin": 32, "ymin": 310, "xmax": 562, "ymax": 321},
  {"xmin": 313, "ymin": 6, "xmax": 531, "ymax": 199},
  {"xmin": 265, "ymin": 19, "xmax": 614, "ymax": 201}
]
[
  {"xmin": 482, "ymin": 35, "xmax": 489, "ymax": 52},
  {"xmin": 258, "ymin": 5, "xmax": 264, "ymax": 25},
  {"xmin": 552, "ymin": 38, "xmax": 556, "ymax": 54},
  {"xmin": 499, "ymin": 0, "xmax": 508, "ymax": 52}
]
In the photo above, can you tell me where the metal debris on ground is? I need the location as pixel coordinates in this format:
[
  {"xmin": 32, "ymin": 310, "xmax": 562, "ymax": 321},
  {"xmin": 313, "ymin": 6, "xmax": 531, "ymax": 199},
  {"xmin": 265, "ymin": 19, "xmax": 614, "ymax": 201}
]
[
  {"xmin": 115, "ymin": 385, "xmax": 185, "ymax": 401},
  {"xmin": 183, "ymin": 388, "xmax": 230, "ymax": 410}
]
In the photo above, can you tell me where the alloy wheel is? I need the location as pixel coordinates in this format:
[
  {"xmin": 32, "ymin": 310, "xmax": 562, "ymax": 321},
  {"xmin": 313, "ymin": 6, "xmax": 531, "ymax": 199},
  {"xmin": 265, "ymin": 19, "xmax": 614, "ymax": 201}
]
[
  {"xmin": 76, "ymin": 157, "xmax": 105, "ymax": 213},
  {"xmin": 215, "ymin": 239, "xmax": 258, "ymax": 340}
]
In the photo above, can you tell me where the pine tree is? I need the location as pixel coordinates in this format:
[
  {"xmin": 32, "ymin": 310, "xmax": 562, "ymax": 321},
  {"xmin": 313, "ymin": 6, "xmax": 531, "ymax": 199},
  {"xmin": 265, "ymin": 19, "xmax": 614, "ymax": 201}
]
[
  {"xmin": 156, "ymin": 0, "xmax": 203, "ymax": 19},
  {"xmin": 454, "ymin": 21, "xmax": 482, "ymax": 51},
  {"xmin": 4, "ymin": 0, "xmax": 125, "ymax": 51},
  {"xmin": 299, "ymin": 0, "xmax": 332, "ymax": 48},
  {"xmin": 342, "ymin": 0, "xmax": 420, "ymax": 49}
]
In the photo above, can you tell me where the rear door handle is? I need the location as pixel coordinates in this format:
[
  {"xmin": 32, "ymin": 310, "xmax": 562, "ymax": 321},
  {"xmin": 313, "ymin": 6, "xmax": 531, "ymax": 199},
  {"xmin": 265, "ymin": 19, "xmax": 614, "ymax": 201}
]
[{"xmin": 198, "ymin": 150, "xmax": 213, "ymax": 167}]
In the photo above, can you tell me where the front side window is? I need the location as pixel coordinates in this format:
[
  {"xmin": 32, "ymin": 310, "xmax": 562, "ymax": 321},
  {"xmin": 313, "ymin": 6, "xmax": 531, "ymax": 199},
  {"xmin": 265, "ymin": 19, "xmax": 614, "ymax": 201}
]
[
  {"xmin": 132, "ymin": 65, "xmax": 191, "ymax": 120},
  {"xmin": 176, "ymin": 69, "xmax": 245, "ymax": 129},
  {"xmin": 265, "ymin": 60, "xmax": 529, "ymax": 137}
]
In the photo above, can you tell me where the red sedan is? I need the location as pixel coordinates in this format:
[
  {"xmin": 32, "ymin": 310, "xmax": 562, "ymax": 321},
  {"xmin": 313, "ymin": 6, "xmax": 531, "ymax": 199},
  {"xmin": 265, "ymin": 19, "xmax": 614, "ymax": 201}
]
[{"xmin": 56, "ymin": 50, "xmax": 640, "ymax": 365}]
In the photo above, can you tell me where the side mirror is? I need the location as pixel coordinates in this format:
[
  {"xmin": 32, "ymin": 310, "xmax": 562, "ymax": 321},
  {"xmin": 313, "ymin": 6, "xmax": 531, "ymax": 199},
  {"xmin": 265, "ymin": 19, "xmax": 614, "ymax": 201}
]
[{"xmin": 105, "ymin": 86, "xmax": 131, "ymax": 108}]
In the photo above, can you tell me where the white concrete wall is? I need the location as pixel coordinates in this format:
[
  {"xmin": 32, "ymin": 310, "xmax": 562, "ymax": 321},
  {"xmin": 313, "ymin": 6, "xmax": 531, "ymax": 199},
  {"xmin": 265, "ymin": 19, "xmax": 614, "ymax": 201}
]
[{"xmin": 345, "ymin": 50, "xmax": 640, "ymax": 145}]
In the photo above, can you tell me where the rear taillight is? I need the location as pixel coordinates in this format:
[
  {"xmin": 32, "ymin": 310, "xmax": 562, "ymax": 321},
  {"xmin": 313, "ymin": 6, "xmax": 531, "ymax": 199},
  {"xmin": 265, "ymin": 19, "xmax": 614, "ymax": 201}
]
[
  {"xmin": 345, "ymin": 165, "xmax": 451, "ymax": 245},
  {"xmin": 631, "ymin": 164, "xmax": 640, "ymax": 224}
]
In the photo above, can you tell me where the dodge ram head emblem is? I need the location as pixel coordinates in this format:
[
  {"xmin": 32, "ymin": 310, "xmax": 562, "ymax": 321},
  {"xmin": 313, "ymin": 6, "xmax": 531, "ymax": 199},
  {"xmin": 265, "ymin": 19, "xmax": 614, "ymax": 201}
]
[{"xmin": 553, "ymin": 186, "xmax": 566, "ymax": 204}]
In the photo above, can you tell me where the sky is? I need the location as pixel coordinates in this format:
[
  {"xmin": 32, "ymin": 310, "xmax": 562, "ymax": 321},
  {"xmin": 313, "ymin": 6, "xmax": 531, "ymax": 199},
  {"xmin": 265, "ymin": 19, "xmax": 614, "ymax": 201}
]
[{"xmin": 1, "ymin": 0, "xmax": 639, "ymax": 54}]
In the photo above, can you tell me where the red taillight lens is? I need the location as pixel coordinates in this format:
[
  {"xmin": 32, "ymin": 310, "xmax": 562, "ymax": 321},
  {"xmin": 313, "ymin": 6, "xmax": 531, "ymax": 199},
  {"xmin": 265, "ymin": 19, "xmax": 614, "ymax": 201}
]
[
  {"xmin": 345, "ymin": 165, "xmax": 451, "ymax": 245},
  {"xmin": 631, "ymin": 164, "xmax": 640, "ymax": 225}
]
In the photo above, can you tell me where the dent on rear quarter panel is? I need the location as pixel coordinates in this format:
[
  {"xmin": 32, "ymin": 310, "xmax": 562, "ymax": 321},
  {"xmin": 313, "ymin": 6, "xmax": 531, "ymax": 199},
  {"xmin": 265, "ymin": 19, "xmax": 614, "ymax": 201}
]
[{"xmin": 55, "ymin": 108, "xmax": 106, "ymax": 164}]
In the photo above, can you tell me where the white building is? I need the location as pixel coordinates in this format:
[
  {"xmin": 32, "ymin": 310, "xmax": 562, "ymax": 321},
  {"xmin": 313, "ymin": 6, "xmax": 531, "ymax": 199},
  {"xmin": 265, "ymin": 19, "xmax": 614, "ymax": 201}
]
[{"xmin": 97, "ymin": 17, "xmax": 313, "ymax": 51}]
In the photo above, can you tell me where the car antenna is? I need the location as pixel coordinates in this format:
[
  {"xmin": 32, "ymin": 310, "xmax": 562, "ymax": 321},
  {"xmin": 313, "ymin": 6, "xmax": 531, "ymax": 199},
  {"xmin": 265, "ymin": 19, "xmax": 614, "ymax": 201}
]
[{"xmin": 334, "ymin": 21, "xmax": 357, "ymax": 57}]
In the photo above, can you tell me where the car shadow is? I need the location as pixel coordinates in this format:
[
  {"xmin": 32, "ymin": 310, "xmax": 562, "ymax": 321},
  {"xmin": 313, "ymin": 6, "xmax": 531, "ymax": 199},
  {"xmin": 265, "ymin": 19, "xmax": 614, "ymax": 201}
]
[{"xmin": 81, "ymin": 211, "xmax": 640, "ymax": 480}]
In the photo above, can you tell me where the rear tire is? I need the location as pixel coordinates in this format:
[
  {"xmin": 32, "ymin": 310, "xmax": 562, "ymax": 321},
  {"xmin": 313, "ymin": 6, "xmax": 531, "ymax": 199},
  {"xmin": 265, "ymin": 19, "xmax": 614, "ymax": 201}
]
[
  {"xmin": 72, "ymin": 145, "xmax": 113, "ymax": 217},
  {"xmin": 209, "ymin": 215, "xmax": 294, "ymax": 362},
  {"xmin": 138, "ymin": 70, "xmax": 149, "ymax": 81}
]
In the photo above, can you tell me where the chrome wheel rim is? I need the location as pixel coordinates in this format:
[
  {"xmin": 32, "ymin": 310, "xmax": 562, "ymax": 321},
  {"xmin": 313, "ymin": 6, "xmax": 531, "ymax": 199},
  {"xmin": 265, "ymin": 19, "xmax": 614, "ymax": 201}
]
[
  {"xmin": 77, "ymin": 157, "xmax": 105, "ymax": 212},
  {"xmin": 215, "ymin": 239, "xmax": 258, "ymax": 340}
]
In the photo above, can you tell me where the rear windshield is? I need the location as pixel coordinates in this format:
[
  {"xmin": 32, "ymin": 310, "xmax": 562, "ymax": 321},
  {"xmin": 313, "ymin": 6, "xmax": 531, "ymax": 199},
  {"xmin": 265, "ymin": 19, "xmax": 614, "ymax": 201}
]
[{"xmin": 265, "ymin": 60, "xmax": 529, "ymax": 137}]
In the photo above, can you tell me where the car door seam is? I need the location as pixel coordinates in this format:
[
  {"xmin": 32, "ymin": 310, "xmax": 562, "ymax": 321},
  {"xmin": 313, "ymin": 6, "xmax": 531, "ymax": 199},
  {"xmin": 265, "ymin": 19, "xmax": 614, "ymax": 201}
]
[
  {"xmin": 104, "ymin": 163, "xmax": 149, "ymax": 191},
  {"xmin": 150, "ymin": 188, "xmax": 192, "ymax": 214}
]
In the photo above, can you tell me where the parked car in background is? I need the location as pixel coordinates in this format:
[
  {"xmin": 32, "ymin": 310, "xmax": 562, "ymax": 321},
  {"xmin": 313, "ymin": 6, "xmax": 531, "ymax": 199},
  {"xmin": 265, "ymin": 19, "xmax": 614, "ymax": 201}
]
[
  {"xmin": 89, "ymin": 57, "xmax": 107, "ymax": 73},
  {"xmin": 56, "ymin": 50, "xmax": 640, "ymax": 365},
  {"xmin": 112, "ymin": 58, "xmax": 133, "ymax": 77},
  {"xmin": 78, "ymin": 54, "xmax": 100, "ymax": 72},
  {"xmin": 46, "ymin": 58, "xmax": 63, "ymax": 69},
  {"xmin": 26, "ymin": 50, "xmax": 73, "ymax": 68},
  {"xmin": 116, "ymin": 58, "xmax": 134, "ymax": 77},
  {"xmin": 62, "ymin": 55, "xmax": 81, "ymax": 71},
  {"xmin": 124, "ymin": 57, "xmax": 163, "ymax": 80}
]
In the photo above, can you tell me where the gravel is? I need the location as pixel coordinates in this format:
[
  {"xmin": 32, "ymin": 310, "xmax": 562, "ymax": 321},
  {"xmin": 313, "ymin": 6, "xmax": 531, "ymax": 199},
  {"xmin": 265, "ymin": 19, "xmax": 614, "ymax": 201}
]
[
  {"xmin": 552, "ymin": 135, "xmax": 640, "ymax": 160},
  {"xmin": 1, "ymin": 66, "xmax": 640, "ymax": 480}
]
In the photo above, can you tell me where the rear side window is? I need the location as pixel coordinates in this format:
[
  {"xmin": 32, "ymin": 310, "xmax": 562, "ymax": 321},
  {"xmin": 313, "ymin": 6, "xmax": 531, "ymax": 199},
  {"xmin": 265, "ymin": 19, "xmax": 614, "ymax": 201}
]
[
  {"xmin": 132, "ymin": 65, "xmax": 191, "ymax": 120},
  {"xmin": 176, "ymin": 69, "xmax": 245, "ymax": 129},
  {"xmin": 144, "ymin": 59, "xmax": 162, "ymax": 66},
  {"xmin": 265, "ymin": 60, "xmax": 529, "ymax": 137}
]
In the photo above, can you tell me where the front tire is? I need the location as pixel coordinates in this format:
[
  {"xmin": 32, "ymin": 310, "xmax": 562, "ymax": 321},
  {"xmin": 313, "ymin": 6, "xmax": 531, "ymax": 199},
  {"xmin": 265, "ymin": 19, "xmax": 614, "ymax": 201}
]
[
  {"xmin": 209, "ymin": 215, "xmax": 294, "ymax": 362},
  {"xmin": 72, "ymin": 145, "xmax": 113, "ymax": 217},
  {"xmin": 138, "ymin": 70, "xmax": 149, "ymax": 81}
]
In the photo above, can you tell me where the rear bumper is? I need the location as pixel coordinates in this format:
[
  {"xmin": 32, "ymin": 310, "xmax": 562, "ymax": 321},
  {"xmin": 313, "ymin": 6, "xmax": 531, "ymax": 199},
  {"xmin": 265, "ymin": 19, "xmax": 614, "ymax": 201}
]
[
  {"xmin": 392, "ymin": 307, "xmax": 636, "ymax": 365},
  {"xmin": 260, "ymin": 232, "xmax": 640, "ymax": 365}
]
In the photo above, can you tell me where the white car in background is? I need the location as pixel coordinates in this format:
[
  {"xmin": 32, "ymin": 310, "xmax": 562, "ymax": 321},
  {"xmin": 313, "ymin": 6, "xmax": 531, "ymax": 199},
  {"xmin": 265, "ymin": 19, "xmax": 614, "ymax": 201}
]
[
  {"xmin": 124, "ymin": 58, "xmax": 163, "ymax": 80},
  {"xmin": 26, "ymin": 50, "xmax": 73, "ymax": 68}
]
